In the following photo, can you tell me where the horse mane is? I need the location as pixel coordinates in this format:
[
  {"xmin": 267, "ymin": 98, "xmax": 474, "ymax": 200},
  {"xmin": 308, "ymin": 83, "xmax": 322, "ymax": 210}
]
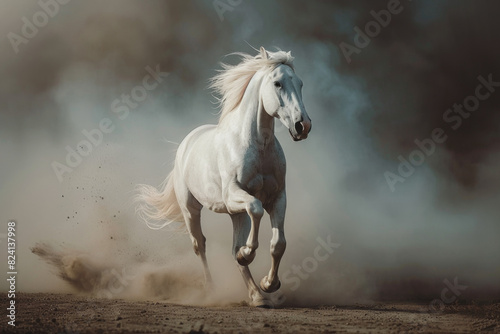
[{"xmin": 209, "ymin": 49, "xmax": 294, "ymax": 122}]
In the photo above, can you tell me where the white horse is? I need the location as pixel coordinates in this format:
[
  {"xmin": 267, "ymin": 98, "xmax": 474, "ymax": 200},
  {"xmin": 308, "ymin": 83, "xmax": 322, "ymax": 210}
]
[{"xmin": 136, "ymin": 47, "xmax": 312, "ymax": 306}]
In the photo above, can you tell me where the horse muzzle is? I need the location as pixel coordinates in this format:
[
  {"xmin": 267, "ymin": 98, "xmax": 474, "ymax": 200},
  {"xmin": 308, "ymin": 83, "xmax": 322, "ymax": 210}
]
[{"xmin": 290, "ymin": 119, "xmax": 312, "ymax": 141}]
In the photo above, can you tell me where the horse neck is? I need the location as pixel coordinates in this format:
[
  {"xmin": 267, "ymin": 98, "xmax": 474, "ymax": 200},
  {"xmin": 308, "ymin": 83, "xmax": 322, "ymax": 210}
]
[{"xmin": 233, "ymin": 71, "xmax": 275, "ymax": 149}]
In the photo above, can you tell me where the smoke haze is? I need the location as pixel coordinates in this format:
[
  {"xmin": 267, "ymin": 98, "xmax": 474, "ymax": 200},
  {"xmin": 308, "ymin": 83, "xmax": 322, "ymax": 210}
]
[{"xmin": 1, "ymin": 0, "xmax": 499, "ymax": 305}]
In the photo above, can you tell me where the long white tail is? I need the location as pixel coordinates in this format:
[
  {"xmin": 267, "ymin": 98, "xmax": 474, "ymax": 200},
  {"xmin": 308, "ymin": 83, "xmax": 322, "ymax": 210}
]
[{"xmin": 135, "ymin": 171, "xmax": 185, "ymax": 230}]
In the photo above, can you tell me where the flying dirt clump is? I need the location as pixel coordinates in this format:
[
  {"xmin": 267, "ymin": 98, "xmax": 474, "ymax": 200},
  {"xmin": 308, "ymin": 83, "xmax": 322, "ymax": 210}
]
[
  {"xmin": 31, "ymin": 242, "xmax": 208, "ymax": 303},
  {"xmin": 31, "ymin": 243, "xmax": 109, "ymax": 293}
]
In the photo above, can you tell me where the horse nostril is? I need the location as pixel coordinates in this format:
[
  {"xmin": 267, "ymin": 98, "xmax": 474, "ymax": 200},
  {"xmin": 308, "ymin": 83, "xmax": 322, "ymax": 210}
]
[{"xmin": 294, "ymin": 121, "xmax": 303, "ymax": 135}]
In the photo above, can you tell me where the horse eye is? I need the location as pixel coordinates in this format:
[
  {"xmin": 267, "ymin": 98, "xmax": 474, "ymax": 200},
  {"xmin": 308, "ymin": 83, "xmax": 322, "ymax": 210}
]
[{"xmin": 274, "ymin": 81, "xmax": 282, "ymax": 88}]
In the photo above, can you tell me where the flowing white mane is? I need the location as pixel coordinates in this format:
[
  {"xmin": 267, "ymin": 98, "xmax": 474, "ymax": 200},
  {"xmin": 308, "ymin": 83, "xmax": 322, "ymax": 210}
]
[{"xmin": 210, "ymin": 49, "xmax": 294, "ymax": 122}]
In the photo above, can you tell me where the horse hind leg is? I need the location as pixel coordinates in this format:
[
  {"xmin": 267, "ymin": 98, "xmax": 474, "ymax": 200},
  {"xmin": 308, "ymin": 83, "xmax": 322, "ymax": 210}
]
[{"xmin": 180, "ymin": 197, "xmax": 213, "ymax": 288}]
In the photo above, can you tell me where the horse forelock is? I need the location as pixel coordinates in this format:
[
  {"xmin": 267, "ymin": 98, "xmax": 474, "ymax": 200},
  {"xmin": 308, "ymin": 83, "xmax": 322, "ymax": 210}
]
[{"xmin": 209, "ymin": 50, "xmax": 294, "ymax": 122}]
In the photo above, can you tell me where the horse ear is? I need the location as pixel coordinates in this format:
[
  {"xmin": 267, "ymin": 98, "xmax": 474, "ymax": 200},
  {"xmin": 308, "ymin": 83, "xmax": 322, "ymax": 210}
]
[{"xmin": 260, "ymin": 46, "xmax": 268, "ymax": 60}]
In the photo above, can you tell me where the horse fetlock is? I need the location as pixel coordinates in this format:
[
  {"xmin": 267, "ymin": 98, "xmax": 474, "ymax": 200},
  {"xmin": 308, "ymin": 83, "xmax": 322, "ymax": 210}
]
[
  {"xmin": 192, "ymin": 241, "xmax": 205, "ymax": 256},
  {"xmin": 247, "ymin": 199, "xmax": 264, "ymax": 219},
  {"xmin": 236, "ymin": 246, "xmax": 256, "ymax": 266},
  {"xmin": 260, "ymin": 275, "xmax": 281, "ymax": 293},
  {"xmin": 247, "ymin": 240, "xmax": 259, "ymax": 252}
]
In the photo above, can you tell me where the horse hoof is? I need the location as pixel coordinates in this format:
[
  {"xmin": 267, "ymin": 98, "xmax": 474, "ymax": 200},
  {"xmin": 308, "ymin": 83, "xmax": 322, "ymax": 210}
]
[
  {"xmin": 260, "ymin": 276, "xmax": 281, "ymax": 293},
  {"xmin": 251, "ymin": 297, "xmax": 274, "ymax": 308},
  {"xmin": 256, "ymin": 302, "xmax": 274, "ymax": 309},
  {"xmin": 236, "ymin": 249, "xmax": 255, "ymax": 266}
]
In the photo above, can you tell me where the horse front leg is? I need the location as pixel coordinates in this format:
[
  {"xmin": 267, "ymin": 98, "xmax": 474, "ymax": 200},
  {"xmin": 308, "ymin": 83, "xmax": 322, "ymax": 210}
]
[
  {"xmin": 260, "ymin": 191, "xmax": 286, "ymax": 293},
  {"xmin": 225, "ymin": 181, "xmax": 264, "ymax": 266},
  {"xmin": 230, "ymin": 213, "xmax": 271, "ymax": 307}
]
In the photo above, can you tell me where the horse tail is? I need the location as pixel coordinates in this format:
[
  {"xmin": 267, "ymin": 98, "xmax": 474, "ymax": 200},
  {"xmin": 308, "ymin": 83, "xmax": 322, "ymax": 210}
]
[{"xmin": 135, "ymin": 170, "xmax": 185, "ymax": 230}]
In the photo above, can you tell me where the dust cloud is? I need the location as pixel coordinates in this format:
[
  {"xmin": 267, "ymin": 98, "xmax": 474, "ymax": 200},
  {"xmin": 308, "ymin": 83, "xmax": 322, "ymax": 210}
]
[
  {"xmin": 1, "ymin": 0, "xmax": 499, "ymax": 306},
  {"xmin": 31, "ymin": 242, "xmax": 210, "ymax": 304}
]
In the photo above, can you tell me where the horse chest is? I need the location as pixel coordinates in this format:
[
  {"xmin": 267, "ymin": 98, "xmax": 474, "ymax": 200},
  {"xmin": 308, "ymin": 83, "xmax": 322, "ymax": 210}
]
[
  {"xmin": 245, "ymin": 173, "xmax": 280, "ymax": 198},
  {"xmin": 233, "ymin": 144, "xmax": 285, "ymax": 202}
]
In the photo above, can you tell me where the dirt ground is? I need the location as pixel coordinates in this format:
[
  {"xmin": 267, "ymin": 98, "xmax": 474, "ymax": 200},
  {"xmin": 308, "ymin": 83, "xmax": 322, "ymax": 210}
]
[{"xmin": 1, "ymin": 293, "xmax": 499, "ymax": 333}]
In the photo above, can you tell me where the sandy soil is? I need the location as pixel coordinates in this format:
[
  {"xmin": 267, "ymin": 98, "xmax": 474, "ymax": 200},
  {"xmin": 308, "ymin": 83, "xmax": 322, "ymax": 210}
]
[{"xmin": 1, "ymin": 293, "xmax": 499, "ymax": 333}]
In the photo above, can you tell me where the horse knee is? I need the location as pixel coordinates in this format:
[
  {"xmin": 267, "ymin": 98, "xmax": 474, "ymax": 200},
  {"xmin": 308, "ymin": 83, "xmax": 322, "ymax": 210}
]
[{"xmin": 246, "ymin": 199, "xmax": 264, "ymax": 219}]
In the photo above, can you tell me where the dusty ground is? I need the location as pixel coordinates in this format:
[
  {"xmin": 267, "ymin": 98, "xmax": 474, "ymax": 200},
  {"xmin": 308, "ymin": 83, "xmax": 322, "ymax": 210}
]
[{"xmin": 1, "ymin": 293, "xmax": 499, "ymax": 333}]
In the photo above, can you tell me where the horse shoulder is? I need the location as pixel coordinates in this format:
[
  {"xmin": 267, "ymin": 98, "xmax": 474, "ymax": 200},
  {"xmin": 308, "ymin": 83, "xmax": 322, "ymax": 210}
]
[{"xmin": 272, "ymin": 137, "xmax": 287, "ymax": 173}]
